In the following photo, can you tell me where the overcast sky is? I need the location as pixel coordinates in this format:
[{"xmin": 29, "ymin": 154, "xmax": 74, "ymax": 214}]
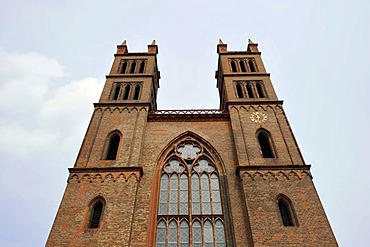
[{"xmin": 0, "ymin": 0, "xmax": 369, "ymax": 246}]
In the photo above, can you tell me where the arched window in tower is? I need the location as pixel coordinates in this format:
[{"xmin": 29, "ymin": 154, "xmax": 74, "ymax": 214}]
[
  {"xmin": 257, "ymin": 131, "xmax": 275, "ymax": 158},
  {"xmin": 248, "ymin": 59, "xmax": 256, "ymax": 72},
  {"xmin": 239, "ymin": 60, "xmax": 247, "ymax": 72},
  {"xmin": 156, "ymin": 140, "xmax": 226, "ymax": 246},
  {"xmin": 246, "ymin": 83, "xmax": 255, "ymax": 98},
  {"xmin": 112, "ymin": 84, "xmax": 120, "ymax": 100},
  {"xmin": 236, "ymin": 83, "xmax": 244, "ymax": 98},
  {"xmin": 133, "ymin": 84, "xmax": 141, "ymax": 100},
  {"xmin": 277, "ymin": 196, "xmax": 295, "ymax": 226},
  {"xmin": 89, "ymin": 200, "xmax": 104, "ymax": 228},
  {"xmin": 123, "ymin": 84, "xmax": 131, "ymax": 100},
  {"xmin": 139, "ymin": 61, "xmax": 145, "ymax": 73},
  {"xmin": 106, "ymin": 134, "xmax": 120, "ymax": 160},
  {"xmin": 230, "ymin": 60, "xmax": 237, "ymax": 72},
  {"xmin": 256, "ymin": 82, "xmax": 265, "ymax": 98},
  {"xmin": 121, "ymin": 61, "xmax": 128, "ymax": 74},
  {"xmin": 130, "ymin": 61, "xmax": 136, "ymax": 73}
]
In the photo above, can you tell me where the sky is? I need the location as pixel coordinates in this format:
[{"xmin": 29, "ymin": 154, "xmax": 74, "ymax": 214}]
[{"xmin": 0, "ymin": 0, "xmax": 369, "ymax": 246}]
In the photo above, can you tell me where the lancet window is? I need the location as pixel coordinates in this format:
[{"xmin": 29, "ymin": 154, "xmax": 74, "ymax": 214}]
[
  {"xmin": 277, "ymin": 195, "xmax": 296, "ymax": 227},
  {"xmin": 110, "ymin": 82, "xmax": 143, "ymax": 101},
  {"xmin": 89, "ymin": 199, "xmax": 104, "ymax": 228},
  {"xmin": 234, "ymin": 80, "xmax": 267, "ymax": 99},
  {"xmin": 229, "ymin": 58, "xmax": 258, "ymax": 73},
  {"xmin": 106, "ymin": 133, "xmax": 120, "ymax": 160},
  {"xmin": 156, "ymin": 140, "xmax": 226, "ymax": 247},
  {"xmin": 257, "ymin": 130, "xmax": 275, "ymax": 158},
  {"xmin": 119, "ymin": 59, "xmax": 147, "ymax": 74}
]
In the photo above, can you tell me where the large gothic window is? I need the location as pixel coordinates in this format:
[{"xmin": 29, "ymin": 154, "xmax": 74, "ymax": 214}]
[{"xmin": 156, "ymin": 141, "xmax": 226, "ymax": 247}]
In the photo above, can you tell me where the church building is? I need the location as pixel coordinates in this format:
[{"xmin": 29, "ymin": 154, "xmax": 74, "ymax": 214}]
[{"xmin": 47, "ymin": 40, "xmax": 337, "ymax": 246}]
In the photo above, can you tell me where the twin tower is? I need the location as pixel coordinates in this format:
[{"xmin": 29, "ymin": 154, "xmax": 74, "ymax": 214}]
[{"xmin": 47, "ymin": 40, "xmax": 337, "ymax": 246}]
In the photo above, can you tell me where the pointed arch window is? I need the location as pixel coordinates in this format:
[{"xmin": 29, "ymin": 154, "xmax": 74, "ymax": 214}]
[
  {"xmin": 239, "ymin": 60, "xmax": 247, "ymax": 72},
  {"xmin": 156, "ymin": 140, "xmax": 227, "ymax": 246},
  {"xmin": 236, "ymin": 83, "xmax": 244, "ymax": 98},
  {"xmin": 139, "ymin": 61, "xmax": 146, "ymax": 73},
  {"xmin": 123, "ymin": 84, "xmax": 131, "ymax": 100},
  {"xmin": 113, "ymin": 84, "xmax": 120, "ymax": 100},
  {"xmin": 133, "ymin": 84, "xmax": 141, "ymax": 100},
  {"xmin": 256, "ymin": 82, "xmax": 265, "ymax": 98},
  {"xmin": 106, "ymin": 134, "xmax": 120, "ymax": 160},
  {"xmin": 277, "ymin": 196, "xmax": 296, "ymax": 227},
  {"xmin": 257, "ymin": 131, "xmax": 275, "ymax": 158},
  {"xmin": 230, "ymin": 60, "xmax": 237, "ymax": 72},
  {"xmin": 89, "ymin": 200, "xmax": 104, "ymax": 228},
  {"xmin": 121, "ymin": 61, "xmax": 128, "ymax": 74},
  {"xmin": 246, "ymin": 83, "xmax": 254, "ymax": 98},
  {"xmin": 130, "ymin": 61, "xmax": 136, "ymax": 73},
  {"xmin": 248, "ymin": 59, "xmax": 257, "ymax": 72}
]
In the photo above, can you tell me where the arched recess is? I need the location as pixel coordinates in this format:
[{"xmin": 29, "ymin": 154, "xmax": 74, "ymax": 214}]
[
  {"xmin": 87, "ymin": 197, "xmax": 106, "ymax": 229},
  {"xmin": 230, "ymin": 60, "xmax": 237, "ymax": 72},
  {"xmin": 112, "ymin": 84, "xmax": 121, "ymax": 100},
  {"xmin": 256, "ymin": 128, "xmax": 276, "ymax": 158},
  {"xmin": 103, "ymin": 130, "xmax": 122, "ymax": 160},
  {"xmin": 148, "ymin": 131, "xmax": 234, "ymax": 247},
  {"xmin": 276, "ymin": 194, "xmax": 298, "ymax": 227}
]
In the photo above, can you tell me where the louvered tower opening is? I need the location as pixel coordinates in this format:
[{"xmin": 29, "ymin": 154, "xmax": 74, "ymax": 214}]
[
  {"xmin": 278, "ymin": 200, "xmax": 294, "ymax": 226},
  {"xmin": 106, "ymin": 135, "xmax": 120, "ymax": 160},
  {"xmin": 89, "ymin": 201, "xmax": 103, "ymax": 228},
  {"xmin": 258, "ymin": 133, "xmax": 274, "ymax": 158}
]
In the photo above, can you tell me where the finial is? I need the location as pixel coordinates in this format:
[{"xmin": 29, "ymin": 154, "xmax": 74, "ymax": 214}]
[
  {"xmin": 117, "ymin": 39, "xmax": 128, "ymax": 54},
  {"xmin": 148, "ymin": 40, "xmax": 158, "ymax": 54},
  {"xmin": 217, "ymin": 39, "xmax": 227, "ymax": 53},
  {"xmin": 247, "ymin": 38, "xmax": 259, "ymax": 53}
]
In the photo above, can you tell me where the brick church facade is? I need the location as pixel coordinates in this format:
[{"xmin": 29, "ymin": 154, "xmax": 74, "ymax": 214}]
[{"xmin": 47, "ymin": 40, "xmax": 337, "ymax": 246}]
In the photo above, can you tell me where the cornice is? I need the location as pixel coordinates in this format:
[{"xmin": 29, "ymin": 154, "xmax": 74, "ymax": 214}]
[
  {"xmin": 226, "ymin": 100, "xmax": 284, "ymax": 106},
  {"xmin": 222, "ymin": 72, "xmax": 270, "ymax": 78},
  {"xmin": 219, "ymin": 51, "xmax": 262, "ymax": 55},
  {"xmin": 114, "ymin": 53, "xmax": 157, "ymax": 57},
  {"xmin": 105, "ymin": 74, "xmax": 155, "ymax": 79},
  {"xmin": 94, "ymin": 102, "xmax": 151, "ymax": 107}
]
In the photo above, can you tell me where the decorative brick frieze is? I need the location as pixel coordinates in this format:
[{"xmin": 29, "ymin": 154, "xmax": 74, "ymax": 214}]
[
  {"xmin": 236, "ymin": 165, "xmax": 312, "ymax": 180},
  {"xmin": 148, "ymin": 109, "xmax": 229, "ymax": 122},
  {"xmin": 68, "ymin": 167, "xmax": 143, "ymax": 183},
  {"xmin": 93, "ymin": 104, "xmax": 149, "ymax": 114}
]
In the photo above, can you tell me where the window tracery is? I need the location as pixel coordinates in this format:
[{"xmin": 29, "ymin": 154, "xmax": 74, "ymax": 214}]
[{"xmin": 156, "ymin": 140, "xmax": 226, "ymax": 247}]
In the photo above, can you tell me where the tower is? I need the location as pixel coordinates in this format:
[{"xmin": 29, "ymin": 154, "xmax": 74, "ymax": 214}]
[{"xmin": 47, "ymin": 40, "xmax": 337, "ymax": 246}]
